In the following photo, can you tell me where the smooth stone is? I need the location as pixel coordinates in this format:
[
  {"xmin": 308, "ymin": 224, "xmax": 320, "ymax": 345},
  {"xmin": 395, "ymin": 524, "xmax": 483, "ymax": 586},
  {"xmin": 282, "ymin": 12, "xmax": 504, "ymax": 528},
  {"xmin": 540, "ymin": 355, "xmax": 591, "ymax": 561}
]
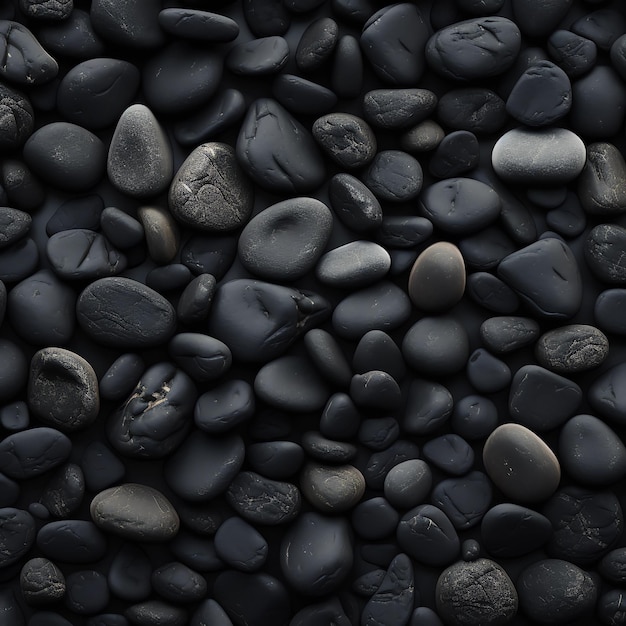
[
  {"xmin": 77, "ymin": 277, "xmax": 177, "ymax": 348},
  {"xmin": 35, "ymin": 8, "xmax": 105, "ymax": 59},
  {"xmin": 497, "ymin": 237, "xmax": 582, "ymax": 319},
  {"xmin": 174, "ymin": 88, "xmax": 246, "ymax": 146},
  {"xmin": 361, "ymin": 150, "xmax": 423, "ymax": 202},
  {"xmin": 589, "ymin": 362, "xmax": 626, "ymax": 423},
  {"xmin": 353, "ymin": 569, "xmax": 386, "ymax": 596},
  {"xmin": 481, "ymin": 504, "xmax": 552, "ymax": 558},
  {"xmin": 80, "ymin": 442, "xmax": 125, "ymax": 492},
  {"xmin": 151, "ymin": 562, "xmax": 206, "ymax": 603},
  {"xmin": 429, "ymin": 130, "xmax": 480, "ymax": 178},
  {"xmin": 402, "ymin": 316, "xmax": 469, "ymax": 376},
  {"xmin": 226, "ymin": 472, "xmax": 301, "ymax": 525},
  {"xmin": 247, "ymin": 441, "xmax": 304, "ymax": 480},
  {"xmin": 90, "ymin": 0, "xmax": 164, "ymax": 48},
  {"xmin": 480, "ymin": 316, "xmax": 540, "ymax": 354},
  {"xmin": 466, "ymin": 349, "xmax": 511, "ymax": 394},
  {"xmin": 400, "ymin": 119, "xmax": 445, "ymax": 152},
  {"xmin": 272, "ymin": 74, "xmax": 337, "ymax": 116},
  {"xmin": 164, "ymin": 431, "xmax": 244, "ymax": 502},
  {"xmin": 0, "ymin": 208, "xmax": 30, "ymax": 251},
  {"xmin": 403, "ymin": 378, "xmax": 453, "ymax": 436},
  {"xmin": 47, "ymin": 230, "xmax": 126, "ymax": 280},
  {"xmin": 397, "ymin": 504, "xmax": 459, "ymax": 567},
  {"xmin": 328, "ymin": 173, "xmax": 382, "ymax": 233},
  {"xmin": 492, "ymin": 127, "xmax": 586, "ymax": 184},
  {"xmin": 312, "ymin": 113, "xmax": 376, "ymax": 169},
  {"xmin": 213, "ymin": 572, "xmax": 289, "ymax": 626},
  {"xmin": 242, "ymin": 0, "xmax": 290, "ymax": 36},
  {"xmin": 573, "ymin": 8, "xmax": 624, "ymax": 49},
  {"xmin": 177, "ymin": 274, "xmax": 216, "ymax": 326},
  {"xmin": 281, "ymin": 512, "xmax": 352, "ymax": 595},
  {"xmin": 585, "ymin": 223, "xmax": 626, "ymax": 281},
  {"xmin": 168, "ymin": 333, "xmax": 231, "ymax": 382},
  {"xmin": 239, "ymin": 197, "xmax": 332, "ymax": 281},
  {"xmin": 361, "ymin": 3, "xmax": 430, "ymax": 85},
  {"xmin": 535, "ymin": 324, "xmax": 609, "ymax": 373},
  {"xmin": 362, "ymin": 554, "xmax": 414, "ymax": 626},
  {"xmin": 426, "ymin": 17, "xmax": 521, "ymax": 81},
  {"xmin": 301, "ymin": 463, "xmax": 365, "ymax": 513},
  {"xmin": 517, "ymin": 559, "xmax": 597, "ymax": 624},
  {"xmin": 319, "ymin": 394, "xmax": 361, "ymax": 443},
  {"xmin": 214, "ymin": 517, "xmax": 268, "ymax": 573},
  {"xmin": 600, "ymin": 548, "xmax": 626, "ymax": 584},
  {"xmin": 410, "ymin": 608, "xmax": 444, "ymax": 626},
  {"xmin": 23, "ymin": 122, "xmax": 105, "ymax": 191},
  {"xmin": 181, "ymin": 234, "xmax": 237, "ymax": 280},
  {"xmin": 90, "ymin": 484, "xmax": 179, "ymax": 542},
  {"xmin": 0, "ymin": 237, "xmax": 39, "ymax": 282},
  {"xmin": 0, "ymin": 339, "xmax": 27, "ymax": 401},
  {"xmin": 408, "ymin": 242, "xmax": 465, "ymax": 312},
  {"xmin": 512, "ymin": 0, "xmax": 572, "ymax": 38},
  {"xmin": 559, "ymin": 414, "xmax": 626, "ymax": 486},
  {"xmin": 422, "ymin": 435, "xmax": 474, "ymax": 476},
  {"xmin": 158, "ymin": 9, "xmax": 239, "ymax": 42},
  {"xmin": 459, "ymin": 226, "xmax": 516, "ymax": 270},
  {"xmin": 46, "ymin": 194, "xmax": 103, "ymax": 237},
  {"xmin": 194, "ymin": 379, "xmax": 254, "ymax": 434},
  {"xmin": 419, "ymin": 178, "xmax": 501, "ymax": 235},
  {"xmin": 20, "ymin": 557, "xmax": 65, "ymax": 606},
  {"xmin": 578, "ymin": 143, "xmax": 626, "ymax": 215},
  {"xmin": 99, "ymin": 354, "xmax": 144, "ymax": 403},
  {"xmin": 432, "ymin": 471, "xmax": 492, "ymax": 530},
  {"xmin": 301, "ymin": 431, "xmax": 356, "ymax": 464},
  {"xmin": 548, "ymin": 30, "xmax": 596, "ymax": 78},
  {"xmin": 29, "ymin": 612, "xmax": 73, "ymax": 626},
  {"xmin": 350, "ymin": 371, "xmax": 401, "ymax": 410},
  {"xmin": 451, "ymin": 395, "xmax": 499, "ymax": 441},
  {"xmin": 108, "ymin": 545, "xmax": 152, "ymax": 601},
  {"xmin": 0, "ymin": 428, "xmax": 70, "ymax": 479},
  {"xmin": 352, "ymin": 330, "xmax": 405, "ymax": 382},
  {"xmin": 332, "ymin": 281, "xmax": 412, "ymax": 340},
  {"xmin": 1, "ymin": 159, "xmax": 45, "ymax": 212},
  {"xmin": 364, "ymin": 440, "xmax": 419, "ymax": 490},
  {"xmin": 331, "ymin": 34, "xmax": 363, "ymax": 99},
  {"xmin": 304, "ymin": 331, "xmax": 353, "ymax": 389},
  {"xmin": 527, "ymin": 186, "xmax": 568, "ymax": 209},
  {"xmin": 597, "ymin": 589, "xmax": 626, "ymax": 625},
  {"xmin": 351, "ymin": 497, "xmax": 399, "ymax": 540},
  {"xmin": 0, "ymin": 21, "xmax": 58, "ymax": 85},
  {"xmin": 0, "ymin": 82, "xmax": 33, "ymax": 149},
  {"xmin": 483, "ymin": 423, "xmax": 561, "ymax": 503},
  {"xmin": 107, "ymin": 363, "xmax": 197, "ymax": 459},
  {"xmin": 570, "ymin": 65, "xmax": 626, "ymax": 139},
  {"xmin": 509, "ymin": 365, "xmax": 582, "ymax": 432},
  {"xmin": 236, "ymin": 98, "xmax": 325, "ymax": 193},
  {"xmin": 0, "ymin": 508, "xmax": 35, "ymax": 567},
  {"xmin": 290, "ymin": 598, "xmax": 351, "ymax": 626},
  {"xmin": 57, "ymin": 59, "xmax": 140, "ymax": 131},
  {"xmin": 65, "ymin": 570, "xmax": 109, "ymax": 615},
  {"xmin": 436, "ymin": 559, "xmax": 518, "ymax": 626},
  {"xmin": 295, "ymin": 17, "xmax": 338, "ymax": 71},
  {"xmin": 437, "ymin": 88, "xmax": 507, "ymax": 134},
  {"xmin": 0, "ymin": 401, "xmax": 28, "ymax": 431},
  {"xmin": 377, "ymin": 216, "xmax": 433, "ymax": 248},
  {"xmin": 226, "ymin": 36, "xmax": 289, "ymax": 75},
  {"xmin": 383, "ymin": 459, "xmax": 432, "ymax": 509},
  {"xmin": 612, "ymin": 33, "xmax": 626, "ymax": 80},
  {"xmin": 36, "ymin": 520, "xmax": 106, "ymax": 564},
  {"xmin": 169, "ymin": 142, "xmax": 253, "ymax": 232},
  {"xmin": 146, "ymin": 264, "xmax": 192, "ymax": 293},
  {"xmin": 190, "ymin": 600, "xmax": 234, "ymax": 626},
  {"xmin": 363, "ymin": 88, "xmax": 437, "ymax": 129},
  {"xmin": 124, "ymin": 601, "xmax": 187, "ymax": 626},
  {"xmin": 39, "ymin": 463, "xmax": 84, "ymax": 518},
  {"xmin": 506, "ymin": 61, "xmax": 571, "ymax": 126}
]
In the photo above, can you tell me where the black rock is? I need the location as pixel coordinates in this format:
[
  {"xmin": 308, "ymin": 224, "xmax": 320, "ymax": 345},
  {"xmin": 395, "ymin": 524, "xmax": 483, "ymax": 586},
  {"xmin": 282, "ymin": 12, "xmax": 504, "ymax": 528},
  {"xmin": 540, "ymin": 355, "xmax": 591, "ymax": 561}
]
[
  {"xmin": 0, "ymin": 507, "xmax": 35, "ymax": 567},
  {"xmin": 177, "ymin": 274, "xmax": 216, "ymax": 326},
  {"xmin": 401, "ymin": 119, "xmax": 445, "ymax": 152},
  {"xmin": 190, "ymin": 600, "xmax": 233, "ymax": 626},
  {"xmin": 328, "ymin": 173, "xmax": 383, "ymax": 233},
  {"xmin": 151, "ymin": 562, "xmax": 207, "ymax": 603},
  {"xmin": 481, "ymin": 503, "xmax": 552, "ymax": 558},
  {"xmin": 351, "ymin": 497, "xmax": 399, "ymax": 540},
  {"xmin": 47, "ymin": 195, "xmax": 104, "ymax": 237},
  {"xmin": 312, "ymin": 113, "xmax": 376, "ymax": 169},
  {"xmin": 586, "ymin": 223, "xmax": 626, "ymax": 282},
  {"xmin": 248, "ymin": 441, "xmax": 304, "ymax": 480},
  {"xmin": 437, "ymin": 88, "xmax": 507, "ymax": 134},
  {"xmin": 158, "ymin": 9, "xmax": 240, "ymax": 42},
  {"xmin": 422, "ymin": 434, "xmax": 474, "ymax": 476},
  {"xmin": 0, "ymin": 339, "xmax": 27, "ymax": 401},
  {"xmin": 589, "ymin": 362, "xmax": 626, "ymax": 424},
  {"xmin": 99, "ymin": 354, "xmax": 144, "ymax": 403},
  {"xmin": 304, "ymin": 331, "xmax": 353, "ymax": 389},
  {"xmin": 214, "ymin": 516, "xmax": 268, "ymax": 572},
  {"xmin": 331, "ymin": 35, "xmax": 364, "ymax": 99},
  {"xmin": 352, "ymin": 330, "xmax": 405, "ymax": 382},
  {"xmin": 365, "ymin": 439, "xmax": 420, "ymax": 490},
  {"xmin": 90, "ymin": 0, "xmax": 165, "ymax": 48},
  {"xmin": 146, "ymin": 264, "xmax": 192, "ymax": 293},
  {"xmin": 170, "ymin": 533, "xmax": 222, "ymax": 573},
  {"xmin": 20, "ymin": 557, "xmax": 66, "ymax": 606},
  {"xmin": 320, "ymin": 394, "xmax": 361, "ymax": 442},
  {"xmin": 350, "ymin": 371, "xmax": 401, "ymax": 410},
  {"xmin": 0, "ymin": 82, "xmax": 33, "ymax": 150},
  {"xmin": 466, "ymin": 272, "xmax": 521, "ymax": 314},
  {"xmin": 108, "ymin": 545, "xmax": 152, "ymax": 601},
  {"xmin": 36, "ymin": 9, "xmax": 105, "ymax": 59},
  {"xmin": 459, "ymin": 226, "xmax": 516, "ymax": 271},
  {"xmin": 226, "ymin": 36, "xmax": 289, "ymax": 76},
  {"xmin": 0, "ymin": 237, "xmax": 39, "ymax": 283},
  {"xmin": 466, "ymin": 349, "xmax": 511, "ymax": 394},
  {"xmin": 124, "ymin": 601, "xmax": 187, "ymax": 626},
  {"xmin": 36, "ymin": 520, "xmax": 106, "ymax": 564},
  {"xmin": 290, "ymin": 598, "xmax": 351, "ymax": 626},
  {"xmin": 377, "ymin": 216, "xmax": 433, "ymax": 248},
  {"xmin": 272, "ymin": 75, "xmax": 337, "ymax": 116},
  {"xmin": 429, "ymin": 130, "xmax": 479, "ymax": 178},
  {"xmin": 301, "ymin": 462, "xmax": 365, "ymax": 512},
  {"xmin": 599, "ymin": 547, "xmax": 626, "ymax": 584},
  {"xmin": 383, "ymin": 459, "xmax": 432, "ymax": 509},
  {"xmin": 432, "ymin": 471, "xmax": 492, "ymax": 530},
  {"xmin": 0, "ymin": 401, "xmax": 28, "ymax": 432},
  {"xmin": 80, "ymin": 442, "xmax": 125, "ymax": 493},
  {"xmin": 243, "ymin": 0, "xmax": 290, "ymax": 36},
  {"xmin": 578, "ymin": 143, "xmax": 626, "ymax": 216},
  {"xmin": 548, "ymin": 30, "xmax": 597, "ymax": 78},
  {"xmin": 168, "ymin": 333, "xmax": 231, "ymax": 383},
  {"xmin": 194, "ymin": 379, "xmax": 255, "ymax": 434},
  {"xmin": 1, "ymin": 159, "xmax": 45, "ymax": 211},
  {"xmin": 512, "ymin": 0, "xmax": 573, "ymax": 38},
  {"xmin": 403, "ymin": 378, "xmax": 453, "ymax": 436},
  {"xmin": 65, "ymin": 570, "xmax": 109, "ymax": 615},
  {"xmin": 612, "ymin": 33, "xmax": 626, "ymax": 80},
  {"xmin": 571, "ymin": 8, "xmax": 625, "ymax": 51},
  {"xmin": 29, "ymin": 612, "xmax": 73, "ymax": 626},
  {"xmin": 295, "ymin": 17, "xmax": 337, "ymax": 71},
  {"xmin": 302, "ymin": 431, "xmax": 356, "ymax": 464},
  {"xmin": 361, "ymin": 150, "xmax": 423, "ymax": 202},
  {"xmin": 39, "ymin": 463, "xmax": 84, "ymax": 518},
  {"xmin": 363, "ymin": 88, "xmax": 437, "ymax": 129},
  {"xmin": 135, "ymin": 207, "xmax": 178, "ymax": 266},
  {"xmin": 509, "ymin": 365, "xmax": 581, "ymax": 431},
  {"xmin": 451, "ymin": 395, "xmax": 499, "ymax": 441}
]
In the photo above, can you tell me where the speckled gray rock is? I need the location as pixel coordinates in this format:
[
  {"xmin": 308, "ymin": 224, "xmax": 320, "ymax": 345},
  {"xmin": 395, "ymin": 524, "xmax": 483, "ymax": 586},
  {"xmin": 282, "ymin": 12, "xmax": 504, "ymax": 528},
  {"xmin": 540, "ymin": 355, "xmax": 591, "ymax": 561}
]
[
  {"xmin": 0, "ymin": 507, "xmax": 35, "ymax": 567},
  {"xmin": 361, "ymin": 150, "xmax": 423, "ymax": 202},
  {"xmin": 585, "ymin": 223, "xmax": 626, "ymax": 283},
  {"xmin": 480, "ymin": 316, "xmax": 540, "ymax": 354},
  {"xmin": 20, "ymin": 557, "xmax": 65, "ymax": 606},
  {"xmin": 492, "ymin": 127, "xmax": 586, "ymax": 185},
  {"xmin": 436, "ymin": 558, "xmax": 517, "ymax": 626},
  {"xmin": 0, "ymin": 82, "xmax": 33, "ymax": 150},
  {"xmin": 363, "ymin": 88, "xmax": 437, "ymax": 129},
  {"xmin": 316, "ymin": 241, "xmax": 390, "ymax": 288},
  {"xmin": 169, "ymin": 142, "xmax": 254, "ymax": 232},
  {"xmin": 535, "ymin": 324, "xmax": 609, "ymax": 374},
  {"xmin": 312, "ymin": 113, "xmax": 376, "ymax": 169},
  {"xmin": 400, "ymin": 119, "xmax": 445, "ymax": 153},
  {"xmin": 300, "ymin": 463, "xmax": 365, "ymax": 513},
  {"xmin": 90, "ymin": 483, "xmax": 179, "ymax": 541},
  {"xmin": 136, "ymin": 205, "xmax": 179, "ymax": 265},
  {"xmin": 328, "ymin": 173, "xmax": 382, "ymax": 232},
  {"xmin": 578, "ymin": 143, "xmax": 626, "ymax": 215}
]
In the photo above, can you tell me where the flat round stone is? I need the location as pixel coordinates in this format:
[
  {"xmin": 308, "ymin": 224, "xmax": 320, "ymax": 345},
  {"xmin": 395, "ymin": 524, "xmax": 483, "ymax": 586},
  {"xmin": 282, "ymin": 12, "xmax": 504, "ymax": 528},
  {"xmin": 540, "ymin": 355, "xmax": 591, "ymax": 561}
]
[
  {"xmin": 383, "ymin": 459, "xmax": 432, "ymax": 509},
  {"xmin": 90, "ymin": 483, "xmax": 179, "ymax": 542},
  {"xmin": 480, "ymin": 316, "xmax": 540, "ymax": 354},
  {"xmin": 300, "ymin": 463, "xmax": 365, "ymax": 513},
  {"xmin": 214, "ymin": 516, "xmax": 268, "ymax": 572}
]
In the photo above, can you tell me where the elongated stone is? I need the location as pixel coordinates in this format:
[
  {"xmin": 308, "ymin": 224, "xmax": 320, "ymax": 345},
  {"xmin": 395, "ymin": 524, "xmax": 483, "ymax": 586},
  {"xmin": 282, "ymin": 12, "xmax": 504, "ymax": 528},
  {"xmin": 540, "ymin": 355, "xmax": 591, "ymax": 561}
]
[{"xmin": 578, "ymin": 143, "xmax": 626, "ymax": 215}]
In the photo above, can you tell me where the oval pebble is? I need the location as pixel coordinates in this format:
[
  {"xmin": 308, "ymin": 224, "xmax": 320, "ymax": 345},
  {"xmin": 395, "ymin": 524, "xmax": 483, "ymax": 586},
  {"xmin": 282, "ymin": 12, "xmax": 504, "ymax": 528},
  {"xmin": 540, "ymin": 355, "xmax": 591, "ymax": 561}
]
[
  {"xmin": 300, "ymin": 463, "xmax": 365, "ymax": 513},
  {"xmin": 65, "ymin": 570, "xmax": 109, "ymax": 615},
  {"xmin": 361, "ymin": 150, "xmax": 423, "ymax": 202},
  {"xmin": 363, "ymin": 88, "xmax": 437, "ymax": 130},
  {"xmin": 168, "ymin": 333, "xmax": 231, "ymax": 382},
  {"xmin": 383, "ymin": 459, "xmax": 432, "ymax": 509},
  {"xmin": 578, "ymin": 143, "xmax": 626, "ymax": 216},
  {"xmin": 108, "ymin": 545, "xmax": 151, "ymax": 601},
  {"xmin": 151, "ymin": 562, "xmax": 207, "ymax": 603},
  {"xmin": 20, "ymin": 557, "xmax": 66, "ymax": 606},
  {"xmin": 585, "ymin": 223, "xmax": 626, "ymax": 282},
  {"xmin": 194, "ymin": 379, "xmax": 255, "ymax": 434},
  {"xmin": 312, "ymin": 113, "xmax": 376, "ymax": 169},
  {"xmin": 589, "ymin": 362, "xmax": 626, "ymax": 424},
  {"xmin": 36, "ymin": 520, "xmax": 106, "ymax": 564},
  {"xmin": 0, "ymin": 507, "xmax": 35, "ymax": 568},
  {"xmin": 328, "ymin": 173, "xmax": 382, "ymax": 233},
  {"xmin": 295, "ymin": 17, "xmax": 338, "ymax": 71},
  {"xmin": 158, "ymin": 9, "xmax": 239, "ymax": 42},
  {"xmin": 479, "ymin": 316, "xmax": 540, "ymax": 354},
  {"xmin": 226, "ymin": 36, "xmax": 288, "ymax": 76}
]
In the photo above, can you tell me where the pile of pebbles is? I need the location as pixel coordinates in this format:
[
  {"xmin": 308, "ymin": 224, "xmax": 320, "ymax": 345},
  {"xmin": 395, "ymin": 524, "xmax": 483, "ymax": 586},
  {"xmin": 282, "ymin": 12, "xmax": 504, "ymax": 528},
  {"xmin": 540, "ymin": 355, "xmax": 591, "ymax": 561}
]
[{"xmin": 3, "ymin": 0, "xmax": 626, "ymax": 624}]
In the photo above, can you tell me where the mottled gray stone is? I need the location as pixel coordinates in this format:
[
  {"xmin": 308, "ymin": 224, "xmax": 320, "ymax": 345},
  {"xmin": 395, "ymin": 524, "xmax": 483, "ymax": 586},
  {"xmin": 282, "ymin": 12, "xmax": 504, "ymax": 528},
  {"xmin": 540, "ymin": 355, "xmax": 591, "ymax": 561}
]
[{"xmin": 300, "ymin": 462, "xmax": 365, "ymax": 513}]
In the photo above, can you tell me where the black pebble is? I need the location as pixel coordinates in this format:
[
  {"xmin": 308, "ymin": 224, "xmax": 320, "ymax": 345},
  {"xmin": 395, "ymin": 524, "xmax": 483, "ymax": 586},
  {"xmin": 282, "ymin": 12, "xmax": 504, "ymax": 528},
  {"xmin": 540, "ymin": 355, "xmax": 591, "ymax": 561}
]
[
  {"xmin": 431, "ymin": 471, "xmax": 492, "ymax": 529},
  {"xmin": 363, "ymin": 88, "xmax": 437, "ymax": 130},
  {"xmin": 422, "ymin": 434, "xmax": 474, "ymax": 476},
  {"xmin": 37, "ymin": 520, "xmax": 106, "ymax": 564},
  {"xmin": 108, "ymin": 544, "xmax": 151, "ymax": 601},
  {"xmin": 181, "ymin": 234, "xmax": 237, "ymax": 280},
  {"xmin": 39, "ymin": 463, "xmax": 84, "ymax": 518},
  {"xmin": 466, "ymin": 272, "xmax": 521, "ymax": 314},
  {"xmin": 295, "ymin": 17, "xmax": 338, "ymax": 71},
  {"xmin": 272, "ymin": 74, "xmax": 337, "ymax": 116},
  {"xmin": 437, "ymin": 88, "xmax": 507, "ymax": 134},
  {"xmin": 328, "ymin": 173, "xmax": 383, "ymax": 233},
  {"xmin": 0, "ymin": 82, "xmax": 33, "ymax": 150},
  {"xmin": 429, "ymin": 130, "xmax": 479, "ymax": 178},
  {"xmin": 548, "ymin": 30, "xmax": 597, "ymax": 78},
  {"xmin": 151, "ymin": 562, "xmax": 207, "ymax": 603},
  {"xmin": 351, "ymin": 497, "xmax": 399, "ymax": 540},
  {"xmin": 242, "ymin": 0, "xmax": 290, "ymax": 37},
  {"xmin": 214, "ymin": 516, "xmax": 268, "ymax": 572},
  {"xmin": 158, "ymin": 9, "xmax": 240, "ymax": 42},
  {"xmin": 195, "ymin": 379, "xmax": 255, "ymax": 434},
  {"xmin": 361, "ymin": 150, "xmax": 423, "ymax": 202},
  {"xmin": 451, "ymin": 395, "xmax": 499, "ymax": 441},
  {"xmin": 403, "ymin": 378, "xmax": 453, "ymax": 436},
  {"xmin": 226, "ymin": 36, "xmax": 289, "ymax": 76},
  {"xmin": 0, "ymin": 507, "xmax": 35, "ymax": 567},
  {"xmin": 47, "ymin": 195, "xmax": 103, "ymax": 237},
  {"xmin": 331, "ymin": 35, "xmax": 363, "ymax": 99},
  {"xmin": 65, "ymin": 570, "xmax": 109, "ymax": 615}
]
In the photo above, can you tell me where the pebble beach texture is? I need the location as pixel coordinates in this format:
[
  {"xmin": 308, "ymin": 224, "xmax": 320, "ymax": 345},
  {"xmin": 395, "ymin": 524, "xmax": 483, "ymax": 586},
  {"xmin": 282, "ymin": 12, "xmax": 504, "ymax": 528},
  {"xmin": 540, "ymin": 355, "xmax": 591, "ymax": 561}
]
[{"xmin": 2, "ymin": 0, "xmax": 626, "ymax": 624}]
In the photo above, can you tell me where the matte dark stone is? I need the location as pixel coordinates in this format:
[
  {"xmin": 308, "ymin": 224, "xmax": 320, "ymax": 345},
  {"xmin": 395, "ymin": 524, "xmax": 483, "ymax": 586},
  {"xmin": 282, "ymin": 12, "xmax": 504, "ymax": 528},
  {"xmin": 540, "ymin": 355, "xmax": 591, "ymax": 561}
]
[
  {"xmin": 572, "ymin": 8, "xmax": 624, "ymax": 51},
  {"xmin": 194, "ymin": 379, "xmax": 255, "ymax": 434},
  {"xmin": 168, "ymin": 333, "xmax": 231, "ymax": 382},
  {"xmin": 170, "ymin": 533, "xmax": 222, "ymax": 572},
  {"xmin": 358, "ymin": 417, "xmax": 400, "ymax": 451},
  {"xmin": 295, "ymin": 17, "xmax": 338, "ymax": 71},
  {"xmin": 397, "ymin": 504, "xmax": 459, "ymax": 566},
  {"xmin": 509, "ymin": 365, "xmax": 581, "ymax": 432},
  {"xmin": 331, "ymin": 0, "xmax": 376, "ymax": 24},
  {"xmin": 226, "ymin": 36, "xmax": 289, "ymax": 76},
  {"xmin": 422, "ymin": 434, "xmax": 474, "ymax": 476},
  {"xmin": 80, "ymin": 442, "xmax": 125, "ymax": 493},
  {"xmin": 281, "ymin": 512, "xmax": 352, "ymax": 596},
  {"xmin": 272, "ymin": 75, "xmax": 337, "ymax": 116},
  {"xmin": 90, "ymin": 483, "xmax": 180, "ymax": 542},
  {"xmin": 301, "ymin": 431, "xmax": 356, "ymax": 464},
  {"xmin": 546, "ymin": 192, "xmax": 587, "ymax": 238},
  {"xmin": 364, "ymin": 440, "xmax": 420, "ymax": 490},
  {"xmin": 39, "ymin": 463, "xmax": 84, "ymax": 518},
  {"xmin": 481, "ymin": 503, "xmax": 552, "ymax": 558},
  {"xmin": 214, "ymin": 516, "xmax": 268, "ymax": 572},
  {"xmin": 317, "ymin": 394, "xmax": 360, "ymax": 443},
  {"xmin": 451, "ymin": 395, "xmax": 499, "ymax": 441},
  {"xmin": 77, "ymin": 278, "xmax": 177, "ymax": 349},
  {"xmin": 436, "ymin": 558, "xmax": 518, "ymax": 626},
  {"xmin": 0, "ymin": 21, "xmax": 58, "ymax": 85},
  {"xmin": 20, "ymin": 557, "xmax": 66, "ymax": 606},
  {"xmin": 383, "ymin": 459, "xmax": 432, "ymax": 509},
  {"xmin": 0, "ymin": 507, "xmax": 35, "ymax": 567},
  {"xmin": 600, "ymin": 547, "xmax": 626, "ymax": 584},
  {"xmin": 164, "ymin": 430, "xmax": 244, "ymax": 502},
  {"xmin": 301, "ymin": 462, "xmax": 365, "ymax": 512},
  {"xmin": 332, "ymin": 281, "xmax": 411, "ymax": 340},
  {"xmin": 361, "ymin": 150, "xmax": 423, "ymax": 202},
  {"xmin": 589, "ymin": 362, "xmax": 626, "ymax": 423},
  {"xmin": 351, "ymin": 497, "xmax": 399, "ymax": 540},
  {"xmin": 182, "ymin": 234, "xmax": 237, "ymax": 280},
  {"xmin": 432, "ymin": 471, "xmax": 492, "ymax": 530},
  {"xmin": 1, "ymin": 159, "xmax": 45, "ymax": 211},
  {"xmin": 177, "ymin": 274, "xmax": 216, "ymax": 326},
  {"xmin": 226, "ymin": 472, "xmax": 301, "ymax": 525},
  {"xmin": 437, "ymin": 88, "xmax": 507, "ymax": 134},
  {"xmin": 330, "ymin": 173, "xmax": 382, "ymax": 233},
  {"xmin": 353, "ymin": 569, "xmax": 386, "ymax": 596},
  {"xmin": 312, "ymin": 113, "xmax": 376, "ymax": 169},
  {"xmin": 108, "ymin": 545, "xmax": 152, "ymax": 601},
  {"xmin": 23, "ymin": 122, "xmax": 105, "ymax": 192},
  {"xmin": 517, "ymin": 559, "xmax": 597, "ymax": 624},
  {"xmin": 174, "ymin": 88, "xmax": 246, "ymax": 146},
  {"xmin": 124, "ymin": 601, "xmax": 187, "ymax": 626},
  {"xmin": 65, "ymin": 570, "xmax": 109, "ymax": 615},
  {"xmin": 543, "ymin": 487, "xmax": 623, "ymax": 565},
  {"xmin": 0, "ymin": 401, "xmax": 28, "ymax": 432},
  {"xmin": 57, "ymin": 59, "xmax": 140, "ymax": 131},
  {"xmin": 247, "ymin": 441, "xmax": 304, "ymax": 480},
  {"xmin": 290, "ymin": 598, "xmax": 351, "ymax": 626},
  {"xmin": 86, "ymin": 615, "xmax": 128, "ymax": 626},
  {"xmin": 99, "ymin": 354, "xmax": 144, "ymax": 403},
  {"xmin": 304, "ymin": 330, "xmax": 352, "ymax": 389},
  {"xmin": 578, "ymin": 143, "xmax": 626, "ymax": 216},
  {"xmin": 0, "ymin": 237, "xmax": 38, "ymax": 283},
  {"xmin": 512, "ymin": 0, "xmax": 573, "ymax": 38},
  {"xmin": 401, "ymin": 119, "xmax": 445, "ymax": 153},
  {"xmin": 377, "ymin": 216, "xmax": 433, "ymax": 248},
  {"xmin": 146, "ymin": 264, "xmax": 192, "ymax": 293},
  {"xmin": 331, "ymin": 35, "xmax": 364, "ymax": 99},
  {"xmin": 350, "ymin": 371, "xmax": 402, "ymax": 410},
  {"xmin": 236, "ymin": 98, "xmax": 325, "ymax": 193},
  {"xmin": 466, "ymin": 272, "xmax": 520, "ymax": 314},
  {"xmin": 458, "ymin": 226, "xmax": 516, "ymax": 271},
  {"xmin": 429, "ymin": 130, "xmax": 479, "ymax": 177},
  {"xmin": 403, "ymin": 378, "xmax": 453, "ymax": 436},
  {"xmin": 0, "ymin": 82, "xmax": 33, "ymax": 150},
  {"xmin": 0, "ymin": 339, "xmax": 27, "ymax": 401},
  {"xmin": 29, "ymin": 612, "xmax": 73, "ymax": 626},
  {"xmin": 47, "ymin": 195, "xmax": 104, "ymax": 237},
  {"xmin": 586, "ymin": 223, "xmax": 626, "ymax": 282},
  {"xmin": 548, "ymin": 30, "xmax": 597, "ymax": 78},
  {"xmin": 361, "ymin": 3, "xmax": 430, "ymax": 85},
  {"xmin": 107, "ymin": 363, "xmax": 197, "ymax": 459},
  {"xmin": 0, "ymin": 427, "xmax": 71, "ymax": 479},
  {"xmin": 363, "ymin": 88, "xmax": 436, "ymax": 129},
  {"xmin": 173, "ymin": 501, "xmax": 223, "ymax": 536},
  {"xmin": 36, "ymin": 520, "xmax": 106, "ymax": 564},
  {"xmin": 466, "ymin": 349, "xmax": 511, "ymax": 394},
  {"xmin": 151, "ymin": 562, "xmax": 206, "ymax": 603},
  {"xmin": 213, "ymin": 572, "xmax": 290, "ymax": 626},
  {"xmin": 190, "ymin": 600, "xmax": 233, "ymax": 626},
  {"xmin": 158, "ymin": 9, "xmax": 240, "ymax": 42},
  {"xmin": 612, "ymin": 33, "xmax": 626, "ymax": 80},
  {"xmin": 597, "ymin": 589, "xmax": 626, "ymax": 625},
  {"xmin": 352, "ymin": 330, "xmax": 405, "ymax": 382}
]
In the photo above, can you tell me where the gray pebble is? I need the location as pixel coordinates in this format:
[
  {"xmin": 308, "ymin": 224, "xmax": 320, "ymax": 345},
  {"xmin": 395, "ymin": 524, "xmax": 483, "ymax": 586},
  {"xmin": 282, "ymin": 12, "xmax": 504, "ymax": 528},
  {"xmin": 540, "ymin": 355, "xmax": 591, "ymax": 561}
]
[
  {"xmin": 20, "ymin": 557, "xmax": 65, "ymax": 606},
  {"xmin": 137, "ymin": 206, "xmax": 179, "ymax": 265},
  {"xmin": 400, "ymin": 119, "xmax": 445, "ymax": 152},
  {"xmin": 363, "ymin": 88, "xmax": 437, "ymax": 129},
  {"xmin": 479, "ymin": 316, "xmax": 540, "ymax": 354},
  {"xmin": 300, "ymin": 462, "xmax": 365, "ymax": 512},
  {"xmin": 383, "ymin": 459, "xmax": 432, "ymax": 509},
  {"xmin": 361, "ymin": 150, "xmax": 423, "ymax": 202},
  {"xmin": 578, "ymin": 143, "xmax": 626, "ymax": 215},
  {"xmin": 585, "ymin": 223, "xmax": 626, "ymax": 283},
  {"xmin": 316, "ymin": 241, "xmax": 390, "ymax": 289}
]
